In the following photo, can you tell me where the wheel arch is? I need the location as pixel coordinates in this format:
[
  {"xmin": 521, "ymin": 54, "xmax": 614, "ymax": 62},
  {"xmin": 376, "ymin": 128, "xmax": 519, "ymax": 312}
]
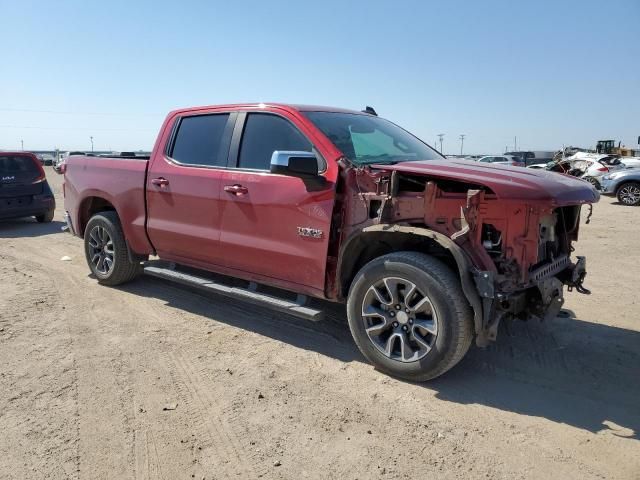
[
  {"xmin": 78, "ymin": 196, "xmax": 117, "ymax": 237},
  {"xmin": 337, "ymin": 225, "xmax": 483, "ymax": 335},
  {"xmin": 616, "ymin": 179, "xmax": 640, "ymax": 193},
  {"xmin": 80, "ymin": 199, "xmax": 146, "ymax": 264}
]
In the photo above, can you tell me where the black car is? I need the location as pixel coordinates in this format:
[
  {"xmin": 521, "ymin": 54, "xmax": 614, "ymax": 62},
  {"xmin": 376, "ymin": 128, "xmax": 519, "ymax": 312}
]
[{"xmin": 0, "ymin": 152, "xmax": 56, "ymax": 223}]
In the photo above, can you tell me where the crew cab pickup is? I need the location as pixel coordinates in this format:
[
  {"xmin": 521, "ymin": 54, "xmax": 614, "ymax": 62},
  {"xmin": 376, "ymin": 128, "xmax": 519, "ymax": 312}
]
[{"xmin": 63, "ymin": 103, "xmax": 598, "ymax": 381}]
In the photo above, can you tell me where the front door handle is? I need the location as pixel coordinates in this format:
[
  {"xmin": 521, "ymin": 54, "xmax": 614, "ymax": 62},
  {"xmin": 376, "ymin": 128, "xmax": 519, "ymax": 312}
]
[
  {"xmin": 151, "ymin": 177, "xmax": 169, "ymax": 187},
  {"xmin": 224, "ymin": 184, "xmax": 248, "ymax": 195}
]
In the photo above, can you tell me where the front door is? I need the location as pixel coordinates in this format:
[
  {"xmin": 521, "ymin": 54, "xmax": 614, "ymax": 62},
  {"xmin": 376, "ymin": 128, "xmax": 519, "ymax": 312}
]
[
  {"xmin": 146, "ymin": 112, "xmax": 236, "ymax": 267},
  {"xmin": 217, "ymin": 112, "xmax": 335, "ymax": 293}
]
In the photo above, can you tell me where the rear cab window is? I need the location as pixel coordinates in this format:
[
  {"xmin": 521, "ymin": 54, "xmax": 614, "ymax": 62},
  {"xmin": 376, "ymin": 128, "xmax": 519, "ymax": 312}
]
[{"xmin": 169, "ymin": 113, "xmax": 233, "ymax": 167}]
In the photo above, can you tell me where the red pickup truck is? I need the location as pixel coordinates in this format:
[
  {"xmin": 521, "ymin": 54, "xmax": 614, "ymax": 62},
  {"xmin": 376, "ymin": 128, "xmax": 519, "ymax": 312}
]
[{"xmin": 63, "ymin": 103, "xmax": 598, "ymax": 381}]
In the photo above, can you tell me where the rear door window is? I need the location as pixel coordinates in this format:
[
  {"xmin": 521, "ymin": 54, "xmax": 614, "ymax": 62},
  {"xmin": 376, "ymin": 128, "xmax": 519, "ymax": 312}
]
[
  {"xmin": 238, "ymin": 114, "xmax": 312, "ymax": 170},
  {"xmin": 170, "ymin": 113, "xmax": 232, "ymax": 167}
]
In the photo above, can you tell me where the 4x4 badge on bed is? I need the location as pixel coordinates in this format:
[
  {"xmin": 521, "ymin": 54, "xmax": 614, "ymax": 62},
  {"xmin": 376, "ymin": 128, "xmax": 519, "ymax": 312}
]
[
  {"xmin": 297, "ymin": 227, "xmax": 323, "ymax": 239},
  {"xmin": 2, "ymin": 176, "xmax": 16, "ymax": 181}
]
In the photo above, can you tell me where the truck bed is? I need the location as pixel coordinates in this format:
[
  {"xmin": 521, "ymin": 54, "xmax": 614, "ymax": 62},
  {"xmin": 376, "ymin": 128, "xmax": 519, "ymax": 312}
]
[{"xmin": 64, "ymin": 155, "xmax": 153, "ymax": 254}]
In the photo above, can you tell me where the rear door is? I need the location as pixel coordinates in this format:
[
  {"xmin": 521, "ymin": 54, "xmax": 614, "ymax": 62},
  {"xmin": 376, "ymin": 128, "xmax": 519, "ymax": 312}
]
[
  {"xmin": 216, "ymin": 111, "xmax": 335, "ymax": 293},
  {"xmin": 146, "ymin": 112, "xmax": 236, "ymax": 266},
  {"xmin": 0, "ymin": 154, "xmax": 44, "ymax": 207}
]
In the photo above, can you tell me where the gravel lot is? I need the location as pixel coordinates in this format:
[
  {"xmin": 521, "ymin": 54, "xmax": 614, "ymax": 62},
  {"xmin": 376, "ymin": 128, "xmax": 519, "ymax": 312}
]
[{"xmin": 1, "ymin": 167, "xmax": 639, "ymax": 479}]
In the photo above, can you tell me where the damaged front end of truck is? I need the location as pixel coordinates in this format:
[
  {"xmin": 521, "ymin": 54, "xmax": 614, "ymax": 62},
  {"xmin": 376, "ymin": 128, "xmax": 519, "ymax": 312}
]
[{"xmin": 334, "ymin": 160, "xmax": 599, "ymax": 346}]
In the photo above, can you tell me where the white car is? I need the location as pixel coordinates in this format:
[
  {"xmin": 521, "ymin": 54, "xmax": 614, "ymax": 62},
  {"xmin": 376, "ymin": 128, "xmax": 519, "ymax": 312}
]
[
  {"xmin": 620, "ymin": 157, "xmax": 640, "ymax": 169},
  {"xmin": 532, "ymin": 155, "xmax": 625, "ymax": 189},
  {"xmin": 476, "ymin": 155, "xmax": 525, "ymax": 167},
  {"xmin": 577, "ymin": 158, "xmax": 626, "ymax": 188}
]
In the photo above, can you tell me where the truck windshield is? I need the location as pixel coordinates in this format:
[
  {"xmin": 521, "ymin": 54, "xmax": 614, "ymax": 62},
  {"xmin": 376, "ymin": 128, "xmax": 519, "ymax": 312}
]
[{"xmin": 304, "ymin": 112, "xmax": 442, "ymax": 165}]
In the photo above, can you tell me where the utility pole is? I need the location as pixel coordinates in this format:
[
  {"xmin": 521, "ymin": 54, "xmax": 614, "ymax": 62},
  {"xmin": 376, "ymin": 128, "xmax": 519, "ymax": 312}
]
[
  {"xmin": 20, "ymin": 139, "xmax": 24, "ymax": 151},
  {"xmin": 459, "ymin": 134, "xmax": 466, "ymax": 155},
  {"xmin": 514, "ymin": 136, "xmax": 518, "ymax": 151},
  {"xmin": 437, "ymin": 133, "xmax": 445, "ymax": 154},
  {"xmin": 90, "ymin": 136, "xmax": 94, "ymax": 152}
]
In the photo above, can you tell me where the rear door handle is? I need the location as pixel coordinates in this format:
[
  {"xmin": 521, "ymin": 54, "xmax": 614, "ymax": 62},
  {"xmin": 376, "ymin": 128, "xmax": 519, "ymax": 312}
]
[
  {"xmin": 151, "ymin": 177, "xmax": 169, "ymax": 187},
  {"xmin": 224, "ymin": 184, "xmax": 248, "ymax": 195}
]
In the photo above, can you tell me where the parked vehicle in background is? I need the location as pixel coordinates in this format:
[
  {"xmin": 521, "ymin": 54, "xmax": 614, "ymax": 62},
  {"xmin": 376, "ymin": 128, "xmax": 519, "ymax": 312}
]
[
  {"xmin": 56, "ymin": 152, "xmax": 69, "ymax": 165},
  {"xmin": 0, "ymin": 152, "xmax": 55, "ymax": 222},
  {"xmin": 477, "ymin": 155, "xmax": 525, "ymax": 167},
  {"xmin": 601, "ymin": 169, "xmax": 640, "ymax": 206},
  {"xmin": 620, "ymin": 157, "xmax": 640, "ymax": 169},
  {"xmin": 505, "ymin": 151, "xmax": 555, "ymax": 167},
  {"xmin": 63, "ymin": 103, "xmax": 598, "ymax": 381},
  {"xmin": 579, "ymin": 156, "xmax": 627, "ymax": 188},
  {"xmin": 532, "ymin": 153, "xmax": 627, "ymax": 189},
  {"xmin": 54, "ymin": 152, "xmax": 86, "ymax": 174},
  {"xmin": 36, "ymin": 153, "xmax": 55, "ymax": 166}
]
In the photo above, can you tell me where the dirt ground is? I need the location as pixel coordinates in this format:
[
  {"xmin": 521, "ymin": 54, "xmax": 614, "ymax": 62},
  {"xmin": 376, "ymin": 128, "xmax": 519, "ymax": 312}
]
[{"xmin": 1, "ymin": 167, "xmax": 639, "ymax": 480}]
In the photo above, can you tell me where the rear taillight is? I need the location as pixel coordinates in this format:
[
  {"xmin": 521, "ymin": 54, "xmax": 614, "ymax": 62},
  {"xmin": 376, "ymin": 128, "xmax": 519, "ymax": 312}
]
[
  {"xmin": 596, "ymin": 166, "xmax": 609, "ymax": 172},
  {"xmin": 32, "ymin": 157, "xmax": 46, "ymax": 182},
  {"xmin": 512, "ymin": 162, "xmax": 519, "ymax": 166}
]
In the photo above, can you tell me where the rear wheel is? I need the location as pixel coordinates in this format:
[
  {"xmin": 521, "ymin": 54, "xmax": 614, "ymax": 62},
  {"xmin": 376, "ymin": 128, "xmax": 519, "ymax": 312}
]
[
  {"xmin": 617, "ymin": 182, "xmax": 640, "ymax": 206},
  {"xmin": 84, "ymin": 211, "xmax": 142, "ymax": 286},
  {"xmin": 36, "ymin": 209, "xmax": 54, "ymax": 223},
  {"xmin": 347, "ymin": 252, "xmax": 474, "ymax": 382},
  {"xmin": 584, "ymin": 176, "xmax": 600, "ymax": 189}
]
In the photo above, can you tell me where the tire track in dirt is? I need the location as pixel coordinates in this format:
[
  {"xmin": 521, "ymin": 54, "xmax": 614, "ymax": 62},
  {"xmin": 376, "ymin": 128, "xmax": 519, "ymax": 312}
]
[
  {"xmin": 0, "ymin": 252, "xmax": 80, "ymax": 479},
  {"xmin": 164, "ymin": 350, "xmax": 257, "ymax": 478}
]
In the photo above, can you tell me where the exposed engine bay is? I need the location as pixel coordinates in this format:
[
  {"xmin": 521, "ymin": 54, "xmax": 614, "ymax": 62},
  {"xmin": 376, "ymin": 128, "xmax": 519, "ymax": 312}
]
[{"xmin": 335, "ymin": 163, "xmax": 595, "ymax": 346}]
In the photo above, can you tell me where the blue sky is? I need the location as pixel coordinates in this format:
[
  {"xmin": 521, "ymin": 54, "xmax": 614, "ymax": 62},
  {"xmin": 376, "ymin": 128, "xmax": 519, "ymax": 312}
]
[{"xmin": 1, "ymin": 0, "xmax": 638, "ymax": 154}]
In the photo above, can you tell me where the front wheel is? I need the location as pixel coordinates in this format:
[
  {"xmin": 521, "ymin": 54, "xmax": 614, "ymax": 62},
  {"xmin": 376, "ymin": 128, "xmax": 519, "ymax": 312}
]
[
  {"xmin": 617, "ymin": 182, "xmax": 640, "ymax": 206},
  {"xmin": 347, "ymin": 252, "xmax": 474, "ymax": 382},
  {"xmin": 84, "ymin": 211, "xmax": 142, "ymax": 286}
]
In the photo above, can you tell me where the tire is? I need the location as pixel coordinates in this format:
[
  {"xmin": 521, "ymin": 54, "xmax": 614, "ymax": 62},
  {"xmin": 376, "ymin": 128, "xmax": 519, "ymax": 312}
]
[
  {"xmin": 347, "ymin": 252, "xmax": 474, "ymax": 382},
  {"xmin": 584, "ymin": 176, "xmax": 600, "ymax": 190},
  {"xmin": 616, "ymin": 182, "xmax": 640, "ymax": 206},
  {"xmin": 36, "ymin": 209, "xmax": 55, "ymax": 223},
  {"xmin": 84, "ymin": 211, "xmax": 142, "ymax": 286}
]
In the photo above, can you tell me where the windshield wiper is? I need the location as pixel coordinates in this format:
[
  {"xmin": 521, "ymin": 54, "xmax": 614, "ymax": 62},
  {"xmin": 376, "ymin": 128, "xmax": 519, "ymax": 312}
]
[
  {"xmin": 355, "ymin": 155, "xmax": 421, "ymax": 165},
  {"xmin": 356, "ymin": 154, "xmax": 406, "ymax": 165}
]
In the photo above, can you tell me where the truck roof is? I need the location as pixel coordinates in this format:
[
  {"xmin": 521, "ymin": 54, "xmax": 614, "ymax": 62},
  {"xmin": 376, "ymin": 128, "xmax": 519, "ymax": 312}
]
[{"xmin": 168, "ymin": 103, "xmax": 367, "ymax": 116}]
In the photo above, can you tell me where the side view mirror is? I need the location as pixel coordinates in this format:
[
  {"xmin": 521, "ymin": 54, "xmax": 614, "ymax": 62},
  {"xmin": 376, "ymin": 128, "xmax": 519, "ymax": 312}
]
[
  {"xmin": 270, "ymin": 151, "xmax": 327, "ymax": 190},
  {"xmin": 270, "ymin": 151, "xmax": 320, "ymax": 177}
]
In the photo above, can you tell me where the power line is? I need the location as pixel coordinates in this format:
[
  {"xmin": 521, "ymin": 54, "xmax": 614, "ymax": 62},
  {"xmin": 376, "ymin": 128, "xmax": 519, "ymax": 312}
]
[
  {"xmin": 0, "ymin": 124, "xmax": 156, "ymax": 132},
  {"xmin": 0, "ymin": 107, "xmax": 163, "ymax": 117}
]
